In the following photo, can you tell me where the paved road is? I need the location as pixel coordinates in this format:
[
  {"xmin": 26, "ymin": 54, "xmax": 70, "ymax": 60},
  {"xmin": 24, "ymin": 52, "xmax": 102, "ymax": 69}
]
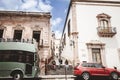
[{"xmin": 46, "ymin": 65, "xmax": 73, "ymax": 75}]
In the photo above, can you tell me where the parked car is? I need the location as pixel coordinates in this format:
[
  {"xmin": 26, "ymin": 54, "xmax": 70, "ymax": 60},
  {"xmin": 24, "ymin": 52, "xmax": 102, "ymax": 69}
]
[{"xmin": 74, "ymin": 62, "xmax": 120, "ymax": 80}]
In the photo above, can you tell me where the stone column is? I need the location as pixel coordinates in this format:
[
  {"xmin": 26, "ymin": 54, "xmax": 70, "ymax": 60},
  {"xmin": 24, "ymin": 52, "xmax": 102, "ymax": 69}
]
[{"xmin": 71, "ymin": 2, "xmax": 79, "ymax": 66}]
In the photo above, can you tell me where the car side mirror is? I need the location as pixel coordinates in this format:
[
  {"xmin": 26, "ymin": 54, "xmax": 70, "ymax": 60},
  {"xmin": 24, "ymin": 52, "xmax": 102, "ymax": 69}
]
[{"xmin": 114, "ymin": 66, "xmax": 117, "ymax": 70}]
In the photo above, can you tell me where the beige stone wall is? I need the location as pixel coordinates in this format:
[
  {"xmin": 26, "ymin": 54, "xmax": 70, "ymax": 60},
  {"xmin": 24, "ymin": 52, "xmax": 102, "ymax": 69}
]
[{"xmin": 0, "ymin": 11, "xmax": 51, "ymax": 75}]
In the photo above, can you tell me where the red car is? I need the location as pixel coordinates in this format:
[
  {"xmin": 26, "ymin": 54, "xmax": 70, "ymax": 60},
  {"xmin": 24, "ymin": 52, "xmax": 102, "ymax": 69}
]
[{"xmin": 74, "ymin": 62, "xmax": 120, "ymax": 80}]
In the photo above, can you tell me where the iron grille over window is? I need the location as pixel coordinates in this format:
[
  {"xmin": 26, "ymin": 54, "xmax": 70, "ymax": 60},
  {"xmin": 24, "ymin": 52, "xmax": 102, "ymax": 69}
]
[
  {"xmin": 13, "ymin": 30, "xmax": 22, "ymax": 40},
  {"xmin": 32, "ymin": 31, "xmax": 41, "ymax": 42},
  {"xmin": 0, "ymin": 29, "xmax": 4, "ymax": 38}
]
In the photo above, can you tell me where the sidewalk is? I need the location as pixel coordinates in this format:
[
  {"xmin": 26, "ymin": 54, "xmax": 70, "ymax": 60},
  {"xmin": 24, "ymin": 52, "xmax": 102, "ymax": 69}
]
[{"xmin": 39, "ymin": 75, "xmax": 75, "ymax": 79}]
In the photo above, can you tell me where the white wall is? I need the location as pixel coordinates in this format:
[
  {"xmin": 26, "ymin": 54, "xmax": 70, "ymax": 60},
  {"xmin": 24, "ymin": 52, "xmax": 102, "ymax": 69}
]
[
  {"xmin": 61, "ymin": 8, "xmax": 74, "ymax": 65},
  {"xmin": 76, "ymin": 4, "xmax": 120, "ymax": 69}
]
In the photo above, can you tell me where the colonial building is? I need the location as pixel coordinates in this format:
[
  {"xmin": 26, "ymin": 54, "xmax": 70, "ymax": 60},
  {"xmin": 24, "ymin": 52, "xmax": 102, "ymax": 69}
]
[
  {"xmin": 51, "ymin": 31, "xmax": 56, "ymax": 59},
  {"xmin": 0, "ymin": 11, "xmax": 51, "ymax": 75},
  {"xmin": 53, "ymin": 38, "xmax": 60, "ymax": 58},
  {"xmin": 60, "ymin": 0, "xmax": 120, "ymax": 70}
]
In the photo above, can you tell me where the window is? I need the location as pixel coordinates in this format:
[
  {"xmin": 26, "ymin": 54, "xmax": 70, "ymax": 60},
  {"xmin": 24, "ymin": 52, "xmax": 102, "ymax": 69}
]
[
  {"xmin": 82, "ymin": 63, "xmax": 94, "ymax": 67},
  {"xmin": 87, "ymin": 42, "xmax": 105, "ymax": 64},
  {"xmin": 13, "ymin": 30, "xmax": 22, "ymax": 40},
  {"xmin": 92, "ymin": 48, "xmax": 102, "ymax": 63},
  {"xmin": 68, "ymin": 20, "xmax": 71, "ymax": 36},
  {"xmin": 100, "ymin": 19, "xmax": 109, "ymax": 28},
  {"xmin": 32, "ymin": 31, "xmax": 41, "ymax": 42},
  {"xmin": 63, "ymin": 33, "xmax": 66, "ymax": 45},
  {"xmin": 97, "ymin": 13, "xmax": 111, "ymax": 28},
  {"xmin": 97, "ymin": 13, "xmax": 116, "ymax": 37},
  {"xmin": 94, "ymin": 63, "xmax": 103, "ymax": 68},
  {"xmin": 0, "ymin": 29, "xmax": 4, "ymax": 38},
  {"xmin": 0, "ymin": 50, "xmax": 34, "ymax": 64}
]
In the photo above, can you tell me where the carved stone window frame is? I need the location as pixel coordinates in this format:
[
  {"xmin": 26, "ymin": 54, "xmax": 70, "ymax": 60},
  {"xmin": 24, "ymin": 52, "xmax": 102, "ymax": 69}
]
[
  {"xmin": 31, "ymin": 25, "xmax": 43, "ymax": 41},
  {"xmin": 96, "ymin": 13, "xmax": 111, "ymax": 28},
  {"xmin": 86, "ymin": 41, "xmax": 106, "ymax": 65},
  {"xmin": 13, "ymin": 24, "xmax": 25, "ymax": 39}
]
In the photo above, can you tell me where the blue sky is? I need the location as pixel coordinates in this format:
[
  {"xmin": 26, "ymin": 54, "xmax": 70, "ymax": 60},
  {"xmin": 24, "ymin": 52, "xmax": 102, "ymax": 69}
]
[{"xmin": 0, "ymin": 0, "xmax": 70, "ymax": 39}]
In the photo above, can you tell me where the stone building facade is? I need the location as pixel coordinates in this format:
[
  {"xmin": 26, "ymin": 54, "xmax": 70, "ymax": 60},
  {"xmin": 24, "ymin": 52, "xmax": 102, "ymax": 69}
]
[{"xmin": 0, "ymin": 11, "xmax": 51, "ymax": 75}]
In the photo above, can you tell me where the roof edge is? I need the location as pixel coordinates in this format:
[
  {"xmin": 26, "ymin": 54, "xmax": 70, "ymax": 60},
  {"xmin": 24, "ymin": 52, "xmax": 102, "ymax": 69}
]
[
  {"xmin": 71, "ymin": 0, "xmax": 120, "ymax": 4},
  {"xmin": 0, "ymin": 10, "xmax": 51, "ymax": 18}
]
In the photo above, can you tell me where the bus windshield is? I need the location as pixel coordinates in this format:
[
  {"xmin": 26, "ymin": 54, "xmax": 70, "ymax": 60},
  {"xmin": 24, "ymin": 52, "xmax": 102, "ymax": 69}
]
[{"xmin": 0, "ymin": 50, "xmax": 34, "ymax": 65}]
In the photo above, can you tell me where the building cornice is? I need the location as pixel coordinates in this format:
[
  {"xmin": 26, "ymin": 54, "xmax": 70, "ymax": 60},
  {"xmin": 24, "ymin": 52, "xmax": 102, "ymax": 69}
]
[
  {"xmin": 0, "ymin": 10, "xmax": 51, "ymax": 18},
  {"xmin": 72, "ymin": 0, "xmax": 120, "ymax": 4}
]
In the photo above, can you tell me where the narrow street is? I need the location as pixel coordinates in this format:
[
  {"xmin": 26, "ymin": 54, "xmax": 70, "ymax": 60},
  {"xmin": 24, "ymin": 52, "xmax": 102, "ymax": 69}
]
[{"xmin": 46, "ymin": 64, "xmax": 73, "ymax": 75}]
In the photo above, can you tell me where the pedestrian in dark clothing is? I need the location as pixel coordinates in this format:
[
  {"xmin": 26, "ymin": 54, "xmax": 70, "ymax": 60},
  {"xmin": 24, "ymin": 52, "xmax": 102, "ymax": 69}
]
[
  {"xmin": 52, "ymin": 60, "xmax": 56, "ymax": 65},
  {"xmin": 51, "ymin": 60, "xmax": 56, "ymax": 70},
  {"xmin": 58, "ymin": 59, "xmax": 63, "ymax": 69},
  {"xmin": 65, "ymin": 59, "xmax": 69, "ymax": 70},
  {"xmin": 65, "ymin": 59, "xmax": 68, "ymax": 65},
  {"xmin": 59, "ymin": 59, "xmax": 63, "ymax": 64}
]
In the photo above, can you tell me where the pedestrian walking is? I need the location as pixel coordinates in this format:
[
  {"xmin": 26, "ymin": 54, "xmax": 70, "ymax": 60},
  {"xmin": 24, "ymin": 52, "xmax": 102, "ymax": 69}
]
[
  {"xmin": 58, "ymin": 59, "xmax": 63, "ymax": 69},
  {"xmin": 65, "ymin": 59, "xmax": 69, "ymax": 70},
  {"xmin": 59, "ymin": 58, "xmax": 63, "ymax": 64},
  {"xmin": 51, "ymin": 60, "xmax": 56, "ymax": 70}
]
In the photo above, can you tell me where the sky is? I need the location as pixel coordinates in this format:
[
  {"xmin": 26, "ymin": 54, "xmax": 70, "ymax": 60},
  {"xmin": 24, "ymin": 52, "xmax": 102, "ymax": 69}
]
[{"xmin": 0, "ymin": 0, "xmax": 70, "ymax": 39}]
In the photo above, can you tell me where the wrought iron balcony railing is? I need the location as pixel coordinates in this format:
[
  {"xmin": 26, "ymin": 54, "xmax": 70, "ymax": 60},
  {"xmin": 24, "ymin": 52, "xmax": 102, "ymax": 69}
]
[
  {"xmin": 0, "ymin": 38, "xmax": 36, "ymax": 44},
  {"xmin": 97, "ymin": 27, "xmax": 116, "ymax": 37}
]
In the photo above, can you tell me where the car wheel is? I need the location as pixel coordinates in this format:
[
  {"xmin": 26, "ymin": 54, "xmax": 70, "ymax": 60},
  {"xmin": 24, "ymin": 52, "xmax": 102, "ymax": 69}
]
[
  {"xmin": 13, "ymin": 73, "xmax": 23, "ymax": 80},
  {"xmin": 110, "ymin": 72, "xmax": 118, "ymax": 80},
  {"xmin": 82, "ymin": 72, "xmax": 90, "ymax": 80}
]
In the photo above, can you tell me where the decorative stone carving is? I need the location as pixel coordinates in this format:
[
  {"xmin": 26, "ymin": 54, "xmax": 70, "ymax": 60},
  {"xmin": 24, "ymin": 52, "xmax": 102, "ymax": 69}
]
[
  {"xmin": 13, "ymin": 24, "xmax": 24, "ymax": 30},
  {"xmin": 31, "ymin": 25, "xmax": 43, "ymax": 31},
  {"xmin": 86, "ymin": 40, "xmax": 105, "ymax": 49}
]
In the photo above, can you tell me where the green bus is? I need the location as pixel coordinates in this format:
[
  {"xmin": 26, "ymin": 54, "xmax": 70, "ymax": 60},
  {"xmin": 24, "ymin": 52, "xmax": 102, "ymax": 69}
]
[{"xmin": 0, "ymin": 38, "xmax": 40, "ymax": 80}]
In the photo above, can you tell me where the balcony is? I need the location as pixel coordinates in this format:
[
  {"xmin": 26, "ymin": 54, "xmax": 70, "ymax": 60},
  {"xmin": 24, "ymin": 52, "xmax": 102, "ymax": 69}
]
[
  {"xmin": 97, "ymin": 27, "xmax": 116, "ymax": 37},
  {"xmin": 0, "ymin": 38, "xmax": 36, "ymax": 44}
]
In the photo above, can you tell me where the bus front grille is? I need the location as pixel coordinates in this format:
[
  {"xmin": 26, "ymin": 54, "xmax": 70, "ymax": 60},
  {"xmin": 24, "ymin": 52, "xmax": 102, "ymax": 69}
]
[{"xmin": 25, "ymin": 64, "xmax": 32, "ymax": 74}]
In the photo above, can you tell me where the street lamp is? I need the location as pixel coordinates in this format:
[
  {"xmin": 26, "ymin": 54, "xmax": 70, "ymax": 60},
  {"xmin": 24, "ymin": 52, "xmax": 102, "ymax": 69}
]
[
  {"xmin": 70, "ymin": 40, "xmax": 75, "ymax": 47},
  {"xmin": 70, "ymin": 39, "xmax": 76, "ymax": 66}
]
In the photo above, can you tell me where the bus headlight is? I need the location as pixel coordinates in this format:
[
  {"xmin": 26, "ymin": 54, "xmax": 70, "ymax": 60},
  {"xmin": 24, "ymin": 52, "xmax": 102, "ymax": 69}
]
[{"xmin": 35, "ymin": 67, "xmax": 37, "ymax": 71}]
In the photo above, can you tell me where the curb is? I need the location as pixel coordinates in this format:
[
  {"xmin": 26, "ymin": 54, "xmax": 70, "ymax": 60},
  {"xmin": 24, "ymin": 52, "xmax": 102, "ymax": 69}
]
[{"xmin": 39, "ymin": 75, "xmax": 75, "ymax": 79}]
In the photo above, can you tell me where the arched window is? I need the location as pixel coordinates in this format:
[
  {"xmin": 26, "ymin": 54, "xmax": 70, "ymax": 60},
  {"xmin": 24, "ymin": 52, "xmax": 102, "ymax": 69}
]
[
  {"xmin": 100, "ymin": 19, "xmax": 108, "ymax": 28},
  {"xmin": 97, "ymin": 13, "xmax": 116, "ymax": 37},
  {"xmin": 97, "ymin": 13, "xmax": 111, "ymax": 28}
]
